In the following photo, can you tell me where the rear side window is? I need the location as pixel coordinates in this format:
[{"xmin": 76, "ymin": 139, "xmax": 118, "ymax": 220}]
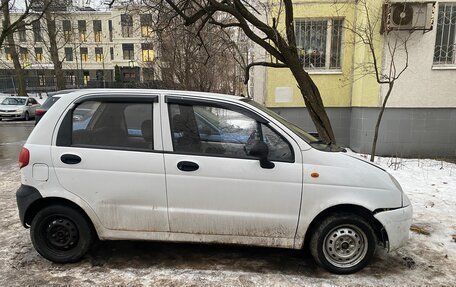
[{"xmin": 67, "ymin": 101, "xmax": 154, "ymax": 151}]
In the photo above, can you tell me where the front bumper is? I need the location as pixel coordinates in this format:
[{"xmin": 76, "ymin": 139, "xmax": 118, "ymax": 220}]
[
  {"xmin": 0, "ymin": 111, "xmax": 23, "ymax": 118},
  {"xmin": 374, "ymin": 204, "xmax": 413, "ymax": 251}
]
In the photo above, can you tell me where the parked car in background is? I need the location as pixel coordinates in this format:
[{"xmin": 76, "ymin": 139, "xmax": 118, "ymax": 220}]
[
  {"xmin": 35, "ymin": 90, "xmax": 77, "ymax": 125},
  {"xmin": 16, "ymin": 89, "xmax": 412, "ymax": 274},
  {"xmin": 0, "ymin": 96, "xmax": 40, "ymax": 121}
]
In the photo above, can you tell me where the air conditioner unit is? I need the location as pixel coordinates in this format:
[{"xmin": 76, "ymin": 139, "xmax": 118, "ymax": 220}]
[{"xmin": 386, "ymin": 2, "xmax": 435, "ymax": 31}]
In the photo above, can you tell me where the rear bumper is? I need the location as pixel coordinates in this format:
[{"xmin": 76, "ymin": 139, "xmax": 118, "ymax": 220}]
[
  {"xmin": 374, "ymin": 204, "xmax": 413, "ymax": 251},
  {"xmin": 16, "ymin": 184, "xmax": 42, "ymax": 227}
]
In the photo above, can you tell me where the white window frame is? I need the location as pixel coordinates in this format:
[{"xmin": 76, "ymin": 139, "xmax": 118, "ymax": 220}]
[
  {"xmin": 294, "ymin": 18, "xmax": 344, "ymax": 72},
  {"xmin": 433, "ymin": 2, "xmax": 456, "ymax": 67}
]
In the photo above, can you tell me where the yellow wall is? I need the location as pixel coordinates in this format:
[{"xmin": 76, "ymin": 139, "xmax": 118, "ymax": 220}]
[
  {"xmin": 350, "ymin": 0, "xmax": 384, "ymax": 107},
  {"xmin": 265, "ymin": 0, "xmax": 383, "ymax": 108}
]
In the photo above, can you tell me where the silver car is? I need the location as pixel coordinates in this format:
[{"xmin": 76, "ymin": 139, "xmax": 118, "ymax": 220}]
[{"xmin": 0, "ymin": 97, "xmax": 41, "ymax": 121}]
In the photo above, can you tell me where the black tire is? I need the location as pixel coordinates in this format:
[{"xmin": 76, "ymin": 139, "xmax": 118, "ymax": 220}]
[
  {"xmin": 24, "ymin": 112, "xmax": 29, "ymax": 121},
  {"xmin": 30, "ymin": 205, "xmax": 94, "ymax": 263},
  {"xmin": 310, "ymin": 213, "xmax": 377, "ymax": 274}
]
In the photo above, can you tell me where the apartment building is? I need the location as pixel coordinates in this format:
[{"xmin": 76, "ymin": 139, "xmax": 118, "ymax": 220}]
[
  {"xmin": 0, "ymin": 5, "xmax": 156, "ymax": 89},
  {"xmin": 252, "ymin": 0, "xmax": 456, "ymax": 157}
]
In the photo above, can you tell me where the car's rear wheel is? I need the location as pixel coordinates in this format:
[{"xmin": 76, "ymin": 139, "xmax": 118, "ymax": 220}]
[
  {"xmin": 310, "ymin": 213, "xmax": 377, "ymax": 274},
  {"xmin": 30, "ymin": 205, "xmax": 93, "ymax": 263}
]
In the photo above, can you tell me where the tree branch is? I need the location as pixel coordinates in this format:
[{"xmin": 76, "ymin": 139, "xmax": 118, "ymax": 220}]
[{"xmin": 244, "ymin": 61, "xmax": 287, "ymax": 84}]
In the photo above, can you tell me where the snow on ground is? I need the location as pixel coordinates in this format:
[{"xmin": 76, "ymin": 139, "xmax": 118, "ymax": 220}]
[{"xmin": 0, "ymin": 156, "xmax": 455, "ymax": 286}]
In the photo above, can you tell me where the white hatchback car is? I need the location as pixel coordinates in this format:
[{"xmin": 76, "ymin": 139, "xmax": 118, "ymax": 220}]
[{"xmin": 16, "ymin": 89, "xmax": 412, "ymax": 274}]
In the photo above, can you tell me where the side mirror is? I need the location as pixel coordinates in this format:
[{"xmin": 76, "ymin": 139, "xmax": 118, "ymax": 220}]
[
  {"xmin": 28, "ymin": 102, "xmax": 33, "ymax": 106},
  {"xmin": 249, "ymin": 141, "xmax": 275, "ymax": 169}
]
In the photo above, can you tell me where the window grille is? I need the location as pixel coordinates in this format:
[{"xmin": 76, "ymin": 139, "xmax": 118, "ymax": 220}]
[
  {"xmin": 434, "ymin": 3, "xmax": 456, "ymax": 65},
  {"xmin": 295, "ymin": 19, "xmax": 343, "ymax": 69}
]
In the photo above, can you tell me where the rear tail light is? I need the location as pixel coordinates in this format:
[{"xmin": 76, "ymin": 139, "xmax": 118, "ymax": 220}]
[
  {"xmin": 35, "ymin": 109, "xmax": 46, "ymax": 116},
  {"xmin": 18, "ymin": 147, "xmax": 30, "ymax": 169}
]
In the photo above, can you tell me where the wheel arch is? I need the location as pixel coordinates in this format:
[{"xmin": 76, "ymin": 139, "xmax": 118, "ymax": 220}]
[
  {"xmin": 24, "ymin": 197, "xmax": 98, "ymax": 239},
  {"xmin": 302, "ymin": 204, "xmax": 388, "ymax": 251}
]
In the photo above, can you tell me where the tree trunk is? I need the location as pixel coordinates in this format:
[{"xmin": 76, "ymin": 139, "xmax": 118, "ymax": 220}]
[
  {"xmin": 2, "ymin": 0, "xmax": 27, "ymax": 96},
  {"xmin": 44, "ymin": 0, "xmax": 65, "ymax": 90},
  {"xmin": 370, "ymin": 82, "xmax": 394, "ymax": 162},
  {"xmin": 285, "ymin": 52, "xmax": 336, "ymax": 144}
]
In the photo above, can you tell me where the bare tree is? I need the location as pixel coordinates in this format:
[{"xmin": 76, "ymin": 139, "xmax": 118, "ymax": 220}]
[
  {"xmin": 149, "ymin": 9, "xmax": 243, "ymax": 94},
  {"xmin": 341, "ymin": 0, "xmax": 411, "ymax": 161},
  {"xmin": 126, "ymin": 0, "xmax": 337, "ymax": 144},
  {"xmin": 42, "ymin": 0, "xmax": 66, "ymax": 90},
  {"xmin": 2, "ymin": 0, "xmax": 26, "ymax": 95},
  {"xmin": 0, "ymin": 0, "xmax": 47, "ymax": 48}
]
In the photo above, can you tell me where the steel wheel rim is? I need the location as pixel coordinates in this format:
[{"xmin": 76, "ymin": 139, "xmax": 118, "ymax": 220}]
[
  {"xmin": 322, "ymin": 224, "xmax": 368, "ymax": 268},
  {"xmin": 43, "ymin": 216, "xmax": 79, "ymax": 251}
]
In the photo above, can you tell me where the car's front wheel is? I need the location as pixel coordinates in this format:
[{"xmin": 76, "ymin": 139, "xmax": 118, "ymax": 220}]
[
  {"xmin": 30, "ymin": 205, "xmax": 94, "ymax": 263},
  {"xmin": 24, "ymin": 111, "xmax": 30, "ymax": 121},
  {"xmin": 310, "ymin": 213, "xmax": 377, "ymax": 274}
]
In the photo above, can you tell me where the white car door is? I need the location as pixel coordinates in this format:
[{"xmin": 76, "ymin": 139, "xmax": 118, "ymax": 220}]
[
  {"xmin": 51, "ymin": 95, "xmax": 169, "ymax": 232},
  {"xmin": 162, "ymin": 96, "xmax": 303, "ymax": 240}
]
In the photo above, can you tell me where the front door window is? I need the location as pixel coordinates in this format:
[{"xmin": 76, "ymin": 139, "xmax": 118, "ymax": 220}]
[{"xmin": 168, "ymin": 102, "xmax": 293, "ymax": 162}]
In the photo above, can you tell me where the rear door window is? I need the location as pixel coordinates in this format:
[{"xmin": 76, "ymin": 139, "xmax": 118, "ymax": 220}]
[{"xmin": 71, "ymin": 101, "xmax": 154, "ymax": 151}]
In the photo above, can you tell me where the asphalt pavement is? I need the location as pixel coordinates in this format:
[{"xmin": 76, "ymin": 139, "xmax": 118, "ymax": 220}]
[{"xmin": 0, "ymin": 120, "xmax": 34, "ymax": 167}]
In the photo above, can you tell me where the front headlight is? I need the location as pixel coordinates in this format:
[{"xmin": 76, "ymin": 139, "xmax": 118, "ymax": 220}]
[
  {"xmin": 402, "ymin": 192, "xmax": 411, "ymax": 207},
  {"xmin": 389, "ymin": 173, "xmax": 403, "ymax": 192}
]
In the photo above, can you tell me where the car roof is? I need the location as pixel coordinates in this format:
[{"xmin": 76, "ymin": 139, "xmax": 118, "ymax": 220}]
[
  {"xmin": 47, "ymin": 89, "xmax": 78, "ymax": 97},
  {"xmin": 59, "ymin": 89, "xmax": 244, "ymax": 102},
  {"xmin": 4, "ymin": 96, "xmax": 28, "ymax": 99}
]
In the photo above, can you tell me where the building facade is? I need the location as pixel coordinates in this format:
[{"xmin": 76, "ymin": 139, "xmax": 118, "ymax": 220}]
[
  {"xmin": 253, "ymin": 0, "xmax": 456, "ymax": 158},
  {"xmin": 0, "ymin": 5, "xmax": 157, "ymax": 91}
]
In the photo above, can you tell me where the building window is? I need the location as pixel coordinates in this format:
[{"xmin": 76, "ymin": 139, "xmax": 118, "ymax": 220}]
[
  {"xmin": 83, "ymin": 71, "xmax": 90, "ymax": 85},
  {"xmin": 63, "ymin": 20, "xmax": 72, "ymax": 42},
  {"xmin": 35, "ymin": 47, "xmax": 43, "ymax": 62},
  {"xmin": 80, "ymin": 47, "xmax": 88, "ymax": 62},
  {"xmin": 4, "ymin": 47, "xmax": 12, "ymax": 61},
  {"xmin": 19, "ymin": 47, "xmax": 28, "ymax": 62},
  {"xmin": 95, "ymin": 47, "xmax": 103, "ymax": 62},
  {"xmin": 96, "ymin": 70, "xmax": 104, "ymax": 81},
  {"xmin": 123, "ymin": 72, "xmax": 137, "ymax": 81},
  {"xmin": 295, "ymin": 19, "xmax": 343, "ymax": 69},
  {"xmin": 122, "ymin": 44, "xmax": 134, "ymax": 60},
  {"xmin": 66, "ymin": 71, "xmax": 76, "ymax": 85},
  {"xmin": 65, "ymin": 47, "xmax": 73, "ymax": 61},
  {"xmin": 108, "ymin": 20, "xmax": 113, "ymax": 42},
  {"xmin": 110, "ymin": 47, "xmax": 114, "ymax": 60},
  {"xmin": 121, "ymin": 14, "xmax": 133, "ymax": 38},
  {"xmin": 38, "ymin": 73, "xmax": 46, "ymax": 86},
  {"xmin": 140, "ymin": 14, "xmax": 153, "ymax": 37},
  {"xmin": 78, "ymin": 20, "xmax": 87, "ymax": 42},
  {"xmin": 141, "ymin": 43, "xmax": 154, "ymax": 62},
  {"xmin": 33, "ymin": 21, "xmax": 42, "ymax": 42},
  {"xmin": 93, "ymin": 20, "xmax": 102, "ymax": 42},
  {"xmin": 18, "ymin": 22, "xmax": 26, "ymax": 42},
  {"xmin": 434, "ymin": 3, "xmax": 456, "ymax": 65}
]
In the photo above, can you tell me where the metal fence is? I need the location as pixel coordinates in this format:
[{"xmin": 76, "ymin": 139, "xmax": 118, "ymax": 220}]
[{"xmin": 0, "ymin": 75, "xmax": 168, "ymax": 94}]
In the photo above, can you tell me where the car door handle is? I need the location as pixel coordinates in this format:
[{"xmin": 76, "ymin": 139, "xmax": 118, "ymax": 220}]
[
  {"xmin": 177, "ymin": 161, "xmax": 199, "ymax": 172},
  {"xmin": 61, "ymin": 154, "xmax": 81, "ymax": 165}
]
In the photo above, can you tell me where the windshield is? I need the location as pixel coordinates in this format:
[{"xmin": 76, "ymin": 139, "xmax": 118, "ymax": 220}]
[
  {"xmin": 242, "ymin": 98, "xmax": 344, "ymax": 152},
  {"xmin": 1, "ymin": 97, "xmax": 26, "ymax": 105}
]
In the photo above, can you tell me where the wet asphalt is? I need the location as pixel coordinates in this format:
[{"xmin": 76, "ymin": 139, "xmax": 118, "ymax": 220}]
[{"xmin": 0, "ymin": 120, "xmax": 34, "ymax": 167}]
